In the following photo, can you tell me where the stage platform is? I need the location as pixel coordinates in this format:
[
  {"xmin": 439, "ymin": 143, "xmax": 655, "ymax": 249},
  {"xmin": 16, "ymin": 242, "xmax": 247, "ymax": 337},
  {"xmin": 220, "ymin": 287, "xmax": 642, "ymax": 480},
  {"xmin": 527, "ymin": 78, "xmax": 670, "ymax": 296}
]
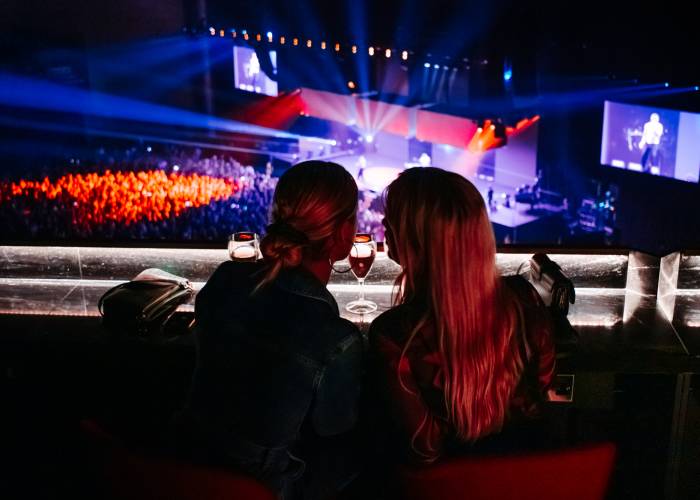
[{"xmin": 329, "ymin": 152, "xmax": 566, "ymax": 236}]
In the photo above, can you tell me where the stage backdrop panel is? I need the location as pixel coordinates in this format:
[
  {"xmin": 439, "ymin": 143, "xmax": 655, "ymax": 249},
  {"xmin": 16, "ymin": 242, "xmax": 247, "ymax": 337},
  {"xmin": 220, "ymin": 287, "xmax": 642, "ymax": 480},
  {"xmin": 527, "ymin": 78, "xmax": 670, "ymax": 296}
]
[{"xmin": 416, "ymin": 110, "xmax": 478, "ymax": 148}]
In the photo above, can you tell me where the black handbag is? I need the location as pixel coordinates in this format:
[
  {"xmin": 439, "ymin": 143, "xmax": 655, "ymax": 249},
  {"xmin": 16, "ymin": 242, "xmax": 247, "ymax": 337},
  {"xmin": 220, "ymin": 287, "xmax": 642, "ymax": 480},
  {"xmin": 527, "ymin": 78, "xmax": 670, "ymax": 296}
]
[{"xmin": 98, "ymin": 268, "xmax": 195, "ymax": 335}]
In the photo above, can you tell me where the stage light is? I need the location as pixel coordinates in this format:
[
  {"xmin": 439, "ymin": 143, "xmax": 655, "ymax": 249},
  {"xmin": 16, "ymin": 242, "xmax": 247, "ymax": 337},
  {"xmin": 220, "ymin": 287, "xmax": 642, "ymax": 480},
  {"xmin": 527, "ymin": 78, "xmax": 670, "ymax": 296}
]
[
  {"xmin": 665, "ymin": 82, "xmax": 670, "ymax": 87},
  {"xmin": 385, "ymin": 49, "xmax": 391, "ymax": 58},
  {"xmin": 695, "ymin": 86, "xmax": 700, "ymax": 91},
  {"xmin": 443, "ymin": 66, "xmax": 448, "ymax": 70},
  {"xmin": 352, "ymin": 45, "xmax": 357, "ymax": 54},
  {"xmin": 219, "ymin": 29, "xmax": 225, "ymax": 37},
  {"xmin": 365, "ymin": 134, "xmax": 374, "ymax": 143},
  {"xmin": 433, "ymin": 64, "xmax": 439, "ymax": 69},
  {"xmin": 256, "ymin": 33, "xmax": 261, "ymax": 41},
  {"xmin": 231, "ymin": 30, "xmax": 237, "ymax": 38},
  {"xmin": 402, "ymin": 50, "xmax": 408, "ymax": 61},
  {"xmin": 267, "ymin": 31, "xmax": 273, "ymax": 41},
  {"xmin": 280, "ymin": 36, "xmax": 285, "ymax": 44},
  {"xmin": 307, "ymin": 39, "xmax": 312, "ymax": 48},
  {"xmin": 321, "ymin": 41, "xmax": 326, "ymax": 49},
  {"xmin": 503, "ymin": 68, "xmax": 513, "ymax": 82},
  {"xmin": 244, "ymin": 32, "xmax": 249, "ymax": 40},
  {"xmin": 331, "ymin": 140, "xmax": 337, "ymax": 146},
  {"xmin": 209, "ymin": 27, "xmax": 215, "ymax": 36},
  {"xmin": 369, "ymin": 47, "xmax": 375, "ymax": 56},
  {"xmin": 173, "ymin": 165, "xmax": 180, "ymax": 172},
  {"xmin": 335, "ymin": 43, "xmax": 340, "ymax": 51},
  {"xmin": 490, "ymin": 124, "xmax": 496, "ymax": 130},
  {"xmin": 424, "ymin": 62, "xmax": 431, "ymax": 68},
  {"xmin": 293, "ymin": 38, "xmax": 299, "ymax": 46},
  {"xmin": 146, "ymin": 146, "xmax": 152, "ymax": 152},
  {"xmin": 347, "ymin": 81, "xmax": 356, "ymax": 90}
]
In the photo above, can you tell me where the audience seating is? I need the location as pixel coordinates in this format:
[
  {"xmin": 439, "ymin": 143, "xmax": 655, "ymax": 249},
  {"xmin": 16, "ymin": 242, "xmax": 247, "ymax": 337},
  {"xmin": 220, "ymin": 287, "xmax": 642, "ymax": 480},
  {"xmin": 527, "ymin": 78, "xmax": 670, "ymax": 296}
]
[
  {"xmin": 398, "ymin": 442, "xmax": 616, "ymax": 500},
  {"xmin": 80, "ymin": 419, "xmax": 277, "ymax": 500}
]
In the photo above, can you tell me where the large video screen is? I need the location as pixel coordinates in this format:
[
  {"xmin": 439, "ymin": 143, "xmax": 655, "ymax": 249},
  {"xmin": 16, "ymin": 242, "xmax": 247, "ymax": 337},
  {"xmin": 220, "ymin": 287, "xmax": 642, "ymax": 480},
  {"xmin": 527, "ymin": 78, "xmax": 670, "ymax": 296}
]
[
  {"xmin": 601, "ymin": 101, "xmax": 700, "ymax": 183},
  {"xmin": 233, "ymin": 46, "xmax": 278, "ymax": 96}
]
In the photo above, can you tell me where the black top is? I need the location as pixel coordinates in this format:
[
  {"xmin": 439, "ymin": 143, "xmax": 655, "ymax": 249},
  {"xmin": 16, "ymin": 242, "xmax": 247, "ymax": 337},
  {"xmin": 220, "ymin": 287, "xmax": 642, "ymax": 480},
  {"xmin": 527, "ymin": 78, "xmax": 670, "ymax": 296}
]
[{"xmin": 178, "ymin": 260, "xmax": 363, "ymax": 492}]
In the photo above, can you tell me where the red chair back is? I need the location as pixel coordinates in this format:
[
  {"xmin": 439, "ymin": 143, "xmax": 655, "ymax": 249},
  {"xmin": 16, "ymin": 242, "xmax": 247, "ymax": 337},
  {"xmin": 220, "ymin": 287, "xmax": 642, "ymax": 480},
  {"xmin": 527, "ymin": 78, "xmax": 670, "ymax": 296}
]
[
  {"xmin": 80, "ymin": 419, "xmax": 277, "ymax": 500},
  {"xmin": 399, "ymin": 442, "xmax": 616, "ymax": 500}
]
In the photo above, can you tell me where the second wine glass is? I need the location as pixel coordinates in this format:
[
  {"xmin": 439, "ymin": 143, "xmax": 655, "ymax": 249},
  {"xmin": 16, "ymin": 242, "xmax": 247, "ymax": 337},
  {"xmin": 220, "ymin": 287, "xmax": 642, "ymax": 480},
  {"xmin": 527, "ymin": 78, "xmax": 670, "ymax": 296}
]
[{"xmin": 346, "ymin": 233, "xmax": 378, "ymax": 314}]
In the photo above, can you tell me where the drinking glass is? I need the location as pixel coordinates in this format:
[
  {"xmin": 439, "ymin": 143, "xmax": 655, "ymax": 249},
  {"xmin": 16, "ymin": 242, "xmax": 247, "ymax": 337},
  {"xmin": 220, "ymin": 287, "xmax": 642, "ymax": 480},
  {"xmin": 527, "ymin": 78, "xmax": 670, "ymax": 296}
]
[
  {"xmin": 346, "ymin": 233, "xmax": 378, "ymax": 314},
  {"xmin": 228, "ymin": 232, "xmax": 260, "ymax": 261}
]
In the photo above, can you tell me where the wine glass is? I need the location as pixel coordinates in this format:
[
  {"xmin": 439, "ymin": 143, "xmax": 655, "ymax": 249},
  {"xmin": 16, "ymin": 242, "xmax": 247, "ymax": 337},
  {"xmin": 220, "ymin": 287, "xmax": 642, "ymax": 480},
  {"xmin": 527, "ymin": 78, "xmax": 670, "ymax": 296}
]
[
  {"xmin": 346, "ymin": 233, "xmax": 378, "ymax": 314},
  {"xmin": 228, "ymin": 232, "xmax": 260, "ymax": 261}
]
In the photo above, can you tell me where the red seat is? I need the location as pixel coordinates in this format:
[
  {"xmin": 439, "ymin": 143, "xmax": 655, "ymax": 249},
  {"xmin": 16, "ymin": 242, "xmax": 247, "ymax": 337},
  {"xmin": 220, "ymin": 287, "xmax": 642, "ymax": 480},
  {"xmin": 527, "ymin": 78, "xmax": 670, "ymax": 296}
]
[
  {"xmin": 80, "ymin": 419, "xmax": 277, "ymax": 500},
  {"xmin": 398, "ymin": 442, "xmax": 616, "ymax": 500}
]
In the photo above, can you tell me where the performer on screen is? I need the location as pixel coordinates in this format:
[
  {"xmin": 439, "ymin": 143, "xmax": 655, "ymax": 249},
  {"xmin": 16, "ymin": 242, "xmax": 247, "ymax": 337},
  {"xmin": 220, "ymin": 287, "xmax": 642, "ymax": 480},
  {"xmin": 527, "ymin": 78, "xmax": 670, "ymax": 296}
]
[{"xmin": 639, "ymin": 113, "xmax": 663, "ymax": 173}]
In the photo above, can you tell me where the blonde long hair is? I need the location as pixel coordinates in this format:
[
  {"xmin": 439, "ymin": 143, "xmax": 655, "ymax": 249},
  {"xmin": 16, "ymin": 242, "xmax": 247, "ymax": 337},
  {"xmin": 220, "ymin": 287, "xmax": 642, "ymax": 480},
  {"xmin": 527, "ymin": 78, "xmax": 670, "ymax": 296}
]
[
  {"xmin": 257, "ymin": 161, "xmax": 357, "ymax": 289},
  {"xmin": 384, "ymin": 167, "xmax": 524, "ymax": 442}
]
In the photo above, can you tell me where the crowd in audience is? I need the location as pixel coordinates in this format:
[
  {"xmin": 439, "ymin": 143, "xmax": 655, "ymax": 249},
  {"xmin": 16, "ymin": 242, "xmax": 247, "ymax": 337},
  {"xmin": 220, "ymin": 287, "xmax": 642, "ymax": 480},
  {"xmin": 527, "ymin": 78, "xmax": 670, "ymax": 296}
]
[
  {"xmin": 0, "ymin": 145, "xmax": 280, "ymax": 242},
  {"xmin": 0, "ymin": 143, "xmax": 391, "ymax": 243}
]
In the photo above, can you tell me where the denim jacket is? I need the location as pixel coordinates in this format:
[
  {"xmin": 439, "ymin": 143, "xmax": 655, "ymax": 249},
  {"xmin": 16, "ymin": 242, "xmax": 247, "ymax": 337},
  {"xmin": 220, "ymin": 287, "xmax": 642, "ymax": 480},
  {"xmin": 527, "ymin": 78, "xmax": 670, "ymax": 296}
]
[{"xmin": 177, "ymin": 260, "xmax": 363, "ymax": 494}]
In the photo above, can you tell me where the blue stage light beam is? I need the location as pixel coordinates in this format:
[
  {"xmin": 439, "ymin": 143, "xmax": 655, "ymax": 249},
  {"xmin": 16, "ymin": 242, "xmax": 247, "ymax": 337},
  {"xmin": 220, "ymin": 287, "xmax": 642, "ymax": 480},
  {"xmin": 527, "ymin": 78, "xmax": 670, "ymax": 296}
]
[
  {"xmin": 0, "ymin": 114, "xmax": 302, "ymax": 162},
  {"xmin": 0, "ymin": 72, "xmax": 335, "ymax": 145}
]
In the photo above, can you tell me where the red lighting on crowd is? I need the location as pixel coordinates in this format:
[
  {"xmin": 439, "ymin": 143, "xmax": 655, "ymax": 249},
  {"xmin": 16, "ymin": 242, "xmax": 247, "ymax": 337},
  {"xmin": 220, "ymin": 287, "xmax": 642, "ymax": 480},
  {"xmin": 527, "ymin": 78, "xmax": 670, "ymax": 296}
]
[{"xmin": 1, "ymin": 171, "xmax": 239, "ymax": 226}]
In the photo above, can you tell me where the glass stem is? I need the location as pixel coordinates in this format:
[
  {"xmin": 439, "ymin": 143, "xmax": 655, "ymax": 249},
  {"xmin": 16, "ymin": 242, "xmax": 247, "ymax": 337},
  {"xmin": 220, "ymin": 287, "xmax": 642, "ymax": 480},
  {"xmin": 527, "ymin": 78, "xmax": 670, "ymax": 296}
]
[{"xmin": 358, "ymin": 278, "xmax": 365, "ymax": 302}]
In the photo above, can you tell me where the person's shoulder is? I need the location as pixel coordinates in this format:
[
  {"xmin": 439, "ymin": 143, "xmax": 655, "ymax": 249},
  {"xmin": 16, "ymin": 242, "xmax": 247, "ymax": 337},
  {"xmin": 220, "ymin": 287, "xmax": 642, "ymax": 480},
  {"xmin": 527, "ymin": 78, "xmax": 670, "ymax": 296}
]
[
  {"xmin": 197, "ymin": 260, "xmax": 263, "ymax": 305},
  {"xmin": 203, "ymin": 260, "xmax": 262, "ymax": 290},
  {"xmin": 368, "ymin": 304, "xmax": 416, "ymax": 344}
]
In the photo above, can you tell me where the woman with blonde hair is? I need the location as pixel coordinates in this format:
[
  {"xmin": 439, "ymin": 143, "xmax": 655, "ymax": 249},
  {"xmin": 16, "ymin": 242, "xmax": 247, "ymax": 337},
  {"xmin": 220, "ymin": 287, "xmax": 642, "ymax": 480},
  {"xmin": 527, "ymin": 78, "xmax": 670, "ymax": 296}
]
[
  {"xmin": 176, "ymin": 161, "xmax": 362, "ymax": 498},
  {"xmin": 369, "ymin": 167, "xmax": 555, "ymax": 463}
]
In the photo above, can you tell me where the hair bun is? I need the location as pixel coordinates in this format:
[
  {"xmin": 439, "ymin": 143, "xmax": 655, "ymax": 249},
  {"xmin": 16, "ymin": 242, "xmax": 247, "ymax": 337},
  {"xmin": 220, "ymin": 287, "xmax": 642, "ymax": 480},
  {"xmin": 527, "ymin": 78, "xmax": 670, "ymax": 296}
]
[{"xmin": 261, "ymin": 222, "xmax": 308, "ymax": 269}]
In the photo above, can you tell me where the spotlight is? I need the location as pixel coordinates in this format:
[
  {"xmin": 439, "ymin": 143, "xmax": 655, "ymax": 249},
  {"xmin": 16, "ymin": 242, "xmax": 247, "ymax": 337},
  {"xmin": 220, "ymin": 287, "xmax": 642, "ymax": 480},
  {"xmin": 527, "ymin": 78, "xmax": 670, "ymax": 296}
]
[
  {"xmin": 280, "ymin": 36, "xmax": 285, "ymax": 44},
  {"xmin": 146, "ymin": 146, "xmax": 152, "ymax": 152},
  {"xmin": 335, "ymin": 43, "xmax": 340, "ymax": 52},
  {"xmin": 503, "ymin": 68, "xmax": 513, "ymax": 82},
  {"xmin": 665, "ymin": 82, "xmax": 670, "ymax": 87},
  {"xmin": 477, "ymin": 127, "xmax": 483, "ymax": 133},
  {"xmin": 209, "ymin": 27, "xmax": 215, "ymax": 36},
  {"xmin": 424, "ymin": 62, "xmax": 431, "ymax": 68},
  {"xmin": 293, "ymin": 38, "xmax": 299, "ymax": 46},
  {"xmin": 490, "ymin": 124, "xmax": 496, "ymax": 130},
  {"xmin": 244, "ymin": 32, "xmax": 249, "ymax": 40},
  {"xmin": 369, "ymin": 47, "xmax": 375, "ymax": 56},
  {"xmin": 695, "ymin": 86, "xmax": 700, "ymax": 91},
  {"xmin": 256, "ymin": 33, "xmax": 261, "ymax": 41},
  {"xmin": 331, "ymin": 140, "xmax": 337, "ymax": 146},
  {"xmin": 307, "ymin": 39, "xmax": 312, "ymax": 48},
  {"xmin": 321, "ymin": 41, "xmax": 326, "ymax": 49},
  {"xmin": 385, "ymin": 49, "xmax": 391, "ymax": 58},
  {"xmin": 352, "ymin": 45, "xmax": 357, "ymax": 54},
  {"xmin": 402, "ymin": 50, "xmax": 408, "ymax": 61},
  {"xmin": 348, "ymin": 81, "xmax": 356, "ymax": 90},
  {"xmin": 433, "ymin": 64, "xmax": 439, "ymax": 69},
  {"xmin": 267, "ymin": 31, "xmax": 273, "ymax": 41},
  {"xmin": 219, "ymin": 29, "xmax": 225, "ymax": 37},
  {"xmin": 173, "ymin": 165, "xmax": 180, "ymax": 172},
  {"xmin": 365, "ymin": 134, "xmax": 374, "ymax": 143},
  {"xmin": 231, "ymin": 30, "xmax": 237, "ymax": 38}
]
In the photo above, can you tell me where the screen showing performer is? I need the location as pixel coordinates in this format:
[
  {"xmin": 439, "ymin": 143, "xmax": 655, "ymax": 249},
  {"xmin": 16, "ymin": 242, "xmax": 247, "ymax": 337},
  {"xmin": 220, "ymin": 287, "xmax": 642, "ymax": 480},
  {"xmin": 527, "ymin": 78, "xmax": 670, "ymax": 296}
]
[
  {"xmin": 601, "ymin": 101, "xmax": 700, "ymax": 183},
  {"xmin": 233, "ymin": 46, "xmax": 278, "ymax": 97}
]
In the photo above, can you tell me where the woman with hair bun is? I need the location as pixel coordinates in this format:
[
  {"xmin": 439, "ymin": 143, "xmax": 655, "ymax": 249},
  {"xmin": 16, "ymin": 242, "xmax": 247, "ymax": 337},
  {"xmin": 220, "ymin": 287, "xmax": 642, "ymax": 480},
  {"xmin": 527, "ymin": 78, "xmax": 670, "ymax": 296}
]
[{"xmin": 176, "ymin": 161, "xmax": 362, "ymax": 499}]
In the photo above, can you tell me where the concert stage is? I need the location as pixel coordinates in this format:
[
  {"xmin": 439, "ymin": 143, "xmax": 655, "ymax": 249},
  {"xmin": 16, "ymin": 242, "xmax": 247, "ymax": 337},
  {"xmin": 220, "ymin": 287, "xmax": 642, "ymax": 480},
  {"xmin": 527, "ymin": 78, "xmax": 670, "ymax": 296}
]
[{"xmin": 330, "ymin": 151, "xmax": 566, "ymax": 242}]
